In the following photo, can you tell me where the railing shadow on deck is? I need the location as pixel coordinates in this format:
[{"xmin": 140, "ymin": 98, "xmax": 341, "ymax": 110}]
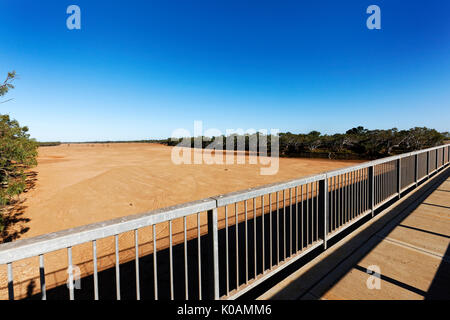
[{"xmin": 260, "ymin": 167, "xmax": 450, "ymax": 300}]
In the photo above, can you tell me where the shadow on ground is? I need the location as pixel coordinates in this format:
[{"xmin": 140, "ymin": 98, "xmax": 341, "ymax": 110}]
[{"xmin": 0, "ymin": 171, "xmax": 36, "ymax": 243}]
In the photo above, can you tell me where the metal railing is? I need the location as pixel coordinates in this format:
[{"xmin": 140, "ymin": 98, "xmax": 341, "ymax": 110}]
[{"xmin": 0, "ymin": 144, "xmax": 448, "ymax": 300}]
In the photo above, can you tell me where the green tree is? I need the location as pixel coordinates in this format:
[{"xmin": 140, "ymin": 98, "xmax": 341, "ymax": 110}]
[{"xmin": 0, "ymin": 71, "xmax": 38, "ymax": 233}]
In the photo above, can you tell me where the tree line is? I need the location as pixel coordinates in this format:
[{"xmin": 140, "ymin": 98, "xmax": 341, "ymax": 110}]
[{"xmin": 165, "ymin": 126, "xmax": 448, "ymax": 160}]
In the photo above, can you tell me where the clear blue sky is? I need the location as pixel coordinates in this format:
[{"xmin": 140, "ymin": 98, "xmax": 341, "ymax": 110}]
[{"xmin": 1, "ymin": 0, "xmax": 449, "ymax": 141}]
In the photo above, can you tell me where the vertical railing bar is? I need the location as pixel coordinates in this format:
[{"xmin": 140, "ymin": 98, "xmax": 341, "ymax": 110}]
[
  {"xmin": 184, "ymin": 216, "xmax": 189, "ymax": 300},
  {"xmin": 295, "ymin": 186, "xmax": 298, "ymax": 253},
  {"xmin": 311, "ymin": 183, "xmax": 315, "ymax": 241},
  {"xmin": 306, "ymin": 183, "xmax": 309, "ymax": 246},
  {"xmin": 245, "ymin": 200, "xmax": 248, "ymax": 284},
  {"xmin": 197, "ymin": 213, "xmax": 202, "ymax": 299},
  {"xmin": 276, "ymin": 191, "xmax": 280, "ymax": 265},
  {"xmin": 114, "ymin": 235, "xmax": 120, "ymax": 300},
  {"xmin": 349, "ymin": 172, "xmax": 352, "ymax": 221},
  {"xmin": 337, "ymin": 175, "xmax": 341, "ymax": 228},
  {"xmin": 380, "ymin": 164, "xmax": 383, "ymax": 201},
  {"xmin": 269, "ymin": 193, "xmax": 273, "ymax": 269},
  {"xmin": 436, "ymin": 149, "xmax": 438, "ymax": 172},
  {"xmin": 347, "ymin": 173, "xmax": 349, "ymax": 223},
  {"xmin": 374, "ymin": 165, "xmax": 377, "ymax": 205},
  {"xmin": 348, "ymin": 173, "xmax": 351, "ymax": 221},
  {"xmin": 380, "ymin": 163, "xmax": 386, "ymax": 202},
  {"xmin": 39, "ymin": 254, "xmax": 46, "ymax": 300},
  {"xmin": 315, "ymin": 181, "xmax": 319, "ymax": 241},
  {"xmin": 383, "ymin": 163, "xmax": 390, "ymax": 200},
  {"xmin": 289, "ymin": 188, "xmax": 293, "ymax": 256},
  {"xmin": 68, "ymin": 246, "xmax": 75, "ymax": 300},
  {"xmin": 359, "ymin": 169, "xmax": 362, "ymax": 216},
  {"xmin": 253, "ymin": 197, "xmax": 257, "ymax": 279},
  {"xmin": 261, "ymin": 195, "xmax": 265, "ymax": 273},
  {"xmin": 367, "ymin": 168, "xmax": 370, "ymax": 212},
  {"xmin": 92, "ymin": 240, "xmax": 99, "ymax": 300},
  {"xmin": 323, "ymin": 177, "xmax": 328, "ymax": 249},
  {"xmin": 364, "ymin": 168, "xmax": 367, "ymax": 212},
  {"xmin": 386, "ymin": 163, "xmax": 389, "ymax": 198},
  {"xmin": 342, "ymin": 173, "xmax": 345, "ymax": 223},
  {"xmin": 352, "ymin": 172, "xmax": 355, "ymax": 219},
  {"xmin": 330, "ymin": 176, "xmax": 338, "ymax": 232},
  {"xmin": 153, "ymin": 224, "xmax": 159, "ymax": 300},
  {"xmin": 360, "ymin": 169, "xmax": 366, "ymax": 213},
  {"xmin": 334, "ymin": 176, "xmax": 337, "ymax": 229},
  {"xmin": 379, "ymin": 165, "xmax": 382, "ymax": 204},
  {"xmin": 235, "ymin": 203, "xmax": 239, "ymax": 289},
  {"xmin": 135, "ymin": 229, "xmax": 141, "ymax": 300},
  {"xmin": 356, "ymin": 170, "xmax": 358, "ymax": 216},
  {"xmin": 330, "ymin": 178, "xmax": 334, "ymax": 232},
  {"xmin": 345, "ymin": 174, "xmax": 348, "ymax": 223},
  {"xmin": 7, "ymin": 262, "xmax": 14, "ymax": 300},
  {"xmin": 362, "ymin": 170, "xmax": 365, "ymax": 214},
  {"xmin": 357, "ymin": 170, "xmax": 360, "ymax": 216},
  {"xmin": 225, "ymin": 206, "xmax": 229, "ymax": 295},
  {"xmin": 311, "ymin": 183, "xmax": 314, "ymax": 241},
  {"xmin": 169, "ymin": 220, "xmax": 174, "ymax": 300},
  {"xmin": 387, "ymin": 162, "xmax": 390, "ymax": 197},
  {"xmin": 283, "ymin": 189, "xmax": 286, "ymax": 260},
  {"xmin": 397, "ymin": 158, "xmax": 401, "ymax": 199},
  {"xmin": 197, "ymin": 215, "xmax": 203, "ymax": 299},
  {"xmin": 365, "ymin": 168, "xmax": 368, "ymax": 212},
  {"xmin": 210, "ymin": 208, "xmax": 220, "ymax": 300},
  {"xmin": 301, "ymin": 185, "xmax": 304, "ymax": 249}
]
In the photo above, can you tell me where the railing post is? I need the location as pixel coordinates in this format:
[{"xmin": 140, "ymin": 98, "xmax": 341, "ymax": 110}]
[
  {"xmin": 443, "ymin": 147, "xmax": 446, "ymax": 167},
  {"xmin": 319, "ymin": 178, "xmax": 328, "ymax": 250},
  {"xmin": 426, "ymin": 151, "xmax": 430, "ymax": 179},
  {"xmin": 206, "ymin": 208, "xmax": 220, "ymax": 300},
  {"xmin": 414, "ymin": 154, "xmax": 419, "ymax": 187},
  {"xmin": 446, "ymin": 146, "xmax": 450, "ymax": 164},
  {"xmin": 369, "ymin": 166, "xmax": 374, "ymax": 217},
  {"xmin": 7, "ymin": 263, "xmax": 14, "ymax": 300},
  {"xmin": 435, "ymin": 149, "xmax": 438, "ymax": 171},
  {"xmin": 397, "ymin": 158, "xmax": 401, "ymax": 199}
]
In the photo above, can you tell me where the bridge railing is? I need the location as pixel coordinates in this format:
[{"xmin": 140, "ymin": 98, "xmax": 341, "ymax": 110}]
[{"xmin": 0, "ymin": 144, "xmax": 448, "ymax": 300}]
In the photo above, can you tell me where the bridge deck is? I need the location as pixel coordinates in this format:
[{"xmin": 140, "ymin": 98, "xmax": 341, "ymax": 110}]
[{"xmin": 259, "ymin": 167, "xmax": 450, "ymax": 300}]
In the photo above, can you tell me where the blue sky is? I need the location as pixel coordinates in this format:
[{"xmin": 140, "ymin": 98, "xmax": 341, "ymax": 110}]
[{"xmin": 0, "ymin": 0, "xmax": 449, "ymax": 141}]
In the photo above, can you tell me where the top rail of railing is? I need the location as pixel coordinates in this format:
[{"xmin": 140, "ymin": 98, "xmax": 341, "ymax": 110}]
[
  {"xmin": 216, "ymin": 144, "xmax": 449, "ymax": 205},
  {"xmin": 0, "ymin": 143, "xmax": 448, "ymax": 265},
  {"xmin": 0, "ymin": 198, "xmax": 216, "ymax": 264}
]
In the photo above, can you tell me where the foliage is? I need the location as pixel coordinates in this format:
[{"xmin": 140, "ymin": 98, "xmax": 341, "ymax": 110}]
[
  {"xmin": 166, "ymin": 126, "xmax": 446, "ymax": 160},
  {"xmin": 0, "ymin": 71, "xmax": 15, "ymax": 100},
  {"xmin": 0, "ymin": 72, "xmax": 38, "ymax": 232}
]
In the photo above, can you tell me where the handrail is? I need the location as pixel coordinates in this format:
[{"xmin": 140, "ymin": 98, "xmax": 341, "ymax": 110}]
[{"xmin": 0, "ymin": 198, "xmax": 216, "ymax": 264}]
